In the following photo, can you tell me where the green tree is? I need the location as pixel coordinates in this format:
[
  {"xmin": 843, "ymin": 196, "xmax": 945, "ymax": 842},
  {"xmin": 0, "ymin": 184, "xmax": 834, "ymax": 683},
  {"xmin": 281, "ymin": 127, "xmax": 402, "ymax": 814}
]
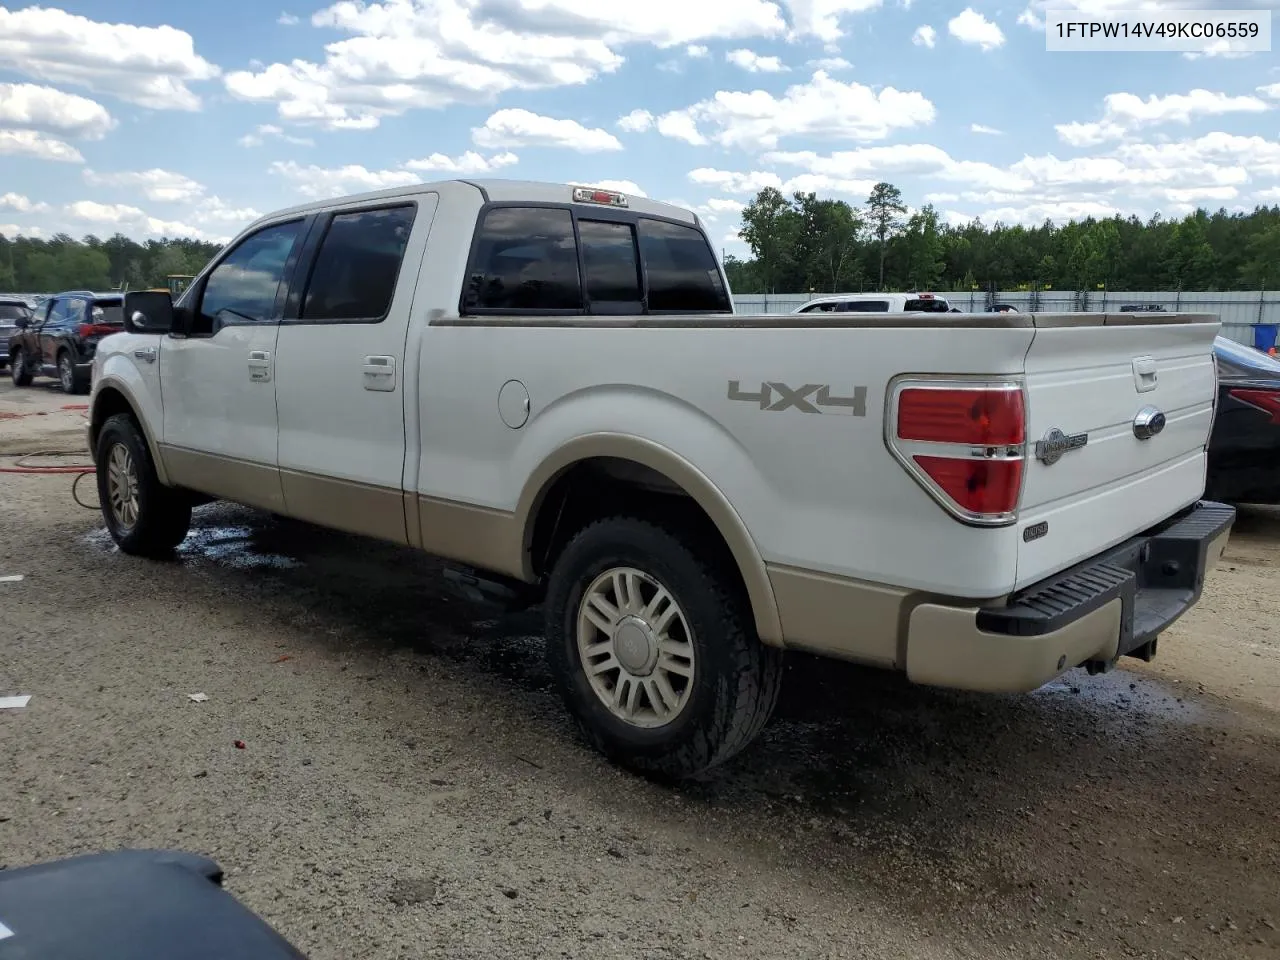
[
  {"xmin": 865, "ymin": 182, "xmax": 906, "ymax": 290},
  {"xmin": 1239, "ymin": 224, "xmax": 1280, "ymax": 288},
  {"xmin": 739, "ymin": 187, "xmax": 801, "ymax": 293},
  {"xmin": 791, "ymin": 192, "xmax": 862, "ymax": 292},
  {"xmin": 899, "ymin": 204, "xmax": 946, "ymax": 289}
]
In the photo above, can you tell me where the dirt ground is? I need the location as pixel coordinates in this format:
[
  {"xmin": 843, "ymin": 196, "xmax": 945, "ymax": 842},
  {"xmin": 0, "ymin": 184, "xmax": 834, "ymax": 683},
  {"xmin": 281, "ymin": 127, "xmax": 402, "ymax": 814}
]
[{"xmin": 2, "ymin": 379, "xmax": 1278, "ymax": 960}]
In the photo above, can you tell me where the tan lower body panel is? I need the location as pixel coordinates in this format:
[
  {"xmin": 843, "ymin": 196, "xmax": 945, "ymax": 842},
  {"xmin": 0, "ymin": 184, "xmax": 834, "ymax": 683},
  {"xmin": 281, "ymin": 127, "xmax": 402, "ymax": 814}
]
[
  {"xmin": 280, "ymin": 469, "xmax": 408, "ymax": 545},
  {"xmin": 417, "ymin": 494, "xmax": 526, "ymax": 580},
  {"xmin": 905, "ymin": 598, "xmax": 1123, "ymax": 694},
  {"xmin": 766, "ymin": 563, "xmax": 908, "ymax": 667},
  {"xmin": 159, "ymin": 444, "xmax": 286, "ymax": 513}
]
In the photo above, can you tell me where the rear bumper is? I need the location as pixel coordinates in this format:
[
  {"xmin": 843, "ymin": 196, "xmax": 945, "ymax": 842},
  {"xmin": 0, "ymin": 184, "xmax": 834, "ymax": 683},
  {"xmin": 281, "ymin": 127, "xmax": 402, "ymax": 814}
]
[{"xmin": 905, "ymin": 500, "xmax": 1235, "ymax": 692}]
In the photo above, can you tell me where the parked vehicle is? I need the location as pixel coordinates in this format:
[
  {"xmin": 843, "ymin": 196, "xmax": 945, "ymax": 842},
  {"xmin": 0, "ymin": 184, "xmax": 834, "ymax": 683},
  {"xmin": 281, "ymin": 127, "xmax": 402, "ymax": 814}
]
[
  {"xmin": 1206, "ymin": 335, "xmax": 1280, "ymax": 505},
  {"xmin": 88, "ymin": 179, "xmax": 1234, "ymax": 779},
  {"xmin": 1119, "ymin": 304, "xmax": 1167, "ymax": 313},
  {"xmin": 0, "ymin": 297, "xmax": 34, "ymax": 371},
  {"xmin": 9, "ymin": 291, "xmax": 124, "ymax": 393},
  {"xmin": 792, "ymin": 292, "xmax": 953, "ymax": 313}
]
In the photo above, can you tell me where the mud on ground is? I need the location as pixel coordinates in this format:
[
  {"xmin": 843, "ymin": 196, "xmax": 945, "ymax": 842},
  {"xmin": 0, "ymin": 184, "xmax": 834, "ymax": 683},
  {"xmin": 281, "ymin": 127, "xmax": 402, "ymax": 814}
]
[{"xmin": 2, "ymin": 380, "xmax": 1278, "ymax": 960}]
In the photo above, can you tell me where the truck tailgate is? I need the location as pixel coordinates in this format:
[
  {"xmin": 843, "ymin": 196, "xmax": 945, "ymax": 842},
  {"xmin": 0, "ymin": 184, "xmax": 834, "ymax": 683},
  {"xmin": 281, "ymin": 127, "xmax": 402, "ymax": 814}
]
[{"xmin": 1016, "ymin": 314, "xmax": 1219, "ymax": 590}]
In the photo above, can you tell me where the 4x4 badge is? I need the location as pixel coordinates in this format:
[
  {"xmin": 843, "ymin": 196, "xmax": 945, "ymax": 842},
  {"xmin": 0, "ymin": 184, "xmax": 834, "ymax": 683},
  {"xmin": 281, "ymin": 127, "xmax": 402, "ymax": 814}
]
[{"xmin": 1035, "ymin": 427, "xmax": 1088, "ymax": 465}]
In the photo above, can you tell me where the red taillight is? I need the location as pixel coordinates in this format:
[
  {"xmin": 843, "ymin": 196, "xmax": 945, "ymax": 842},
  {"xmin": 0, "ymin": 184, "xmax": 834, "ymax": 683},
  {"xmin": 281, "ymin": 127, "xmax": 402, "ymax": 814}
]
[
  {"xmin": 78, "ymin": 323, "xmax": 119, "ymax": 338},
  {"xmin": 1229, "ymin": 388, "xmax": 1280, "ymax": 424},
  {"xmin": 888, "ymin": 380, "xmax": 1026, "ymax": 524},
  {"xmin": 911, "ymin": 457, "xmax": 1024, "ymax": 516},
  {"xmin": 897, "ymin": 387, "xmax": 1025, "ymax": 445}
]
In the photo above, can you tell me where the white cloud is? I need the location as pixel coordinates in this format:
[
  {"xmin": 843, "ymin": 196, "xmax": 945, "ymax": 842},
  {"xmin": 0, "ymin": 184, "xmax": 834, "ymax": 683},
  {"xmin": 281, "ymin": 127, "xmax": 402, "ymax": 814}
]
[
  {"xmin": 727, "ymin": 49, "xmax": 789, "ymax": 73},
  {"xmin": 1016, "ymin": 9, "xmax": 1043, "ymax": 28},
  {"xmin": 971, "ymin": 123, "xmax": 1001, "ymax": 135},
  {"xmin": 617, "ymin": 109, "xmax": 655, "ymax": 133},
  {"xmin": 657, "ymin": 111, "xmax": 708, "ymax": 146},
  {"xmin": 0, "ymin": 6, "xmax": 219, "ymax": 111},
  {"xmin": 278, "ymin": 12, "xmax": 300, "ymax": 25},
  {"xmin": 472, "ymin": 109, "xmax": 622, "ymax": 152},
  {"xmin": 63, "ymin": 200, "xmax": 211, "ymax": 239},
  {"xmin": 238, "ymin": 123, "xmax": 315, "ymax": 147},
  {"xmin": 912, "ymin": 25, "xmax": 936, "ymax": 48},
  {"xmin": 83, "ymin": 168, "xmax": 206, "ymax": 203},
  {"xmin": 655, "ymin": 71, "xmax": 934, "ymax": 151},
  {"xmin": 0, "ymin": 223, "xmax": 40, "ymax": 238},
  {"xmin": 687, "ymin": 167, "xmax": 877, "ymax": 198},
  {"xmin": 404, "ymin": 150, "xmax": 519, "ymax": 174},
  {"xmin": 1257, "ymin": 83, "xmax": 1280, "ymax": 100},
  {"xmin": 944, "ymin": 200, "xmax": 1125, "ymax": 227},
  {"xmin": 785, "ymin": 0, "xmax": 885, "ymax": 42},
  {"xmin": 224, "ymin": 0, "xmax": 793, "ymax": 130},
  {"xmin": 0, "ymin": 83, "xmax": 114, "ymax": 139},
  {"xmin": 0, "ymin": 192, "xmax": 47, "ymax": 213},
  {"xmin": 806, "ymin": 56, "xmax": 852, "ymax": 70},
  {"xmin": 686, "ymin": 44, "xmax": 709, "ymax": 57},
  {"xmin": 1184, "ymin": 39, "xmax": 1256, "ymax": 61},
  {"xmin": 0, "ymin": 128, "xmax": 83, "ymax": 162},
  {"xmin": 948, "ymin": 9, "xmax": 1005, "ymax": 51},
  {"xmin": 269, "ymin": 160, "xmax": 420, "ymax": 199},
  {"xmin": 763, "ymin": 144, "xmax": 1016, "ymax": 191},
  {"xmin": 197, "ymin": 196, "xmax": 263, "ymax": 224},
  {"xmin": 1255, "ymin": 186, "xmax": 1280, "ymax": 202},
  {"xmin": 1056, "ymin": 89, "xmax": 1270, "ymax": 146},
  {"xmin": 569, "ymin": 179, "xmax": 647, "ymax": 198}
]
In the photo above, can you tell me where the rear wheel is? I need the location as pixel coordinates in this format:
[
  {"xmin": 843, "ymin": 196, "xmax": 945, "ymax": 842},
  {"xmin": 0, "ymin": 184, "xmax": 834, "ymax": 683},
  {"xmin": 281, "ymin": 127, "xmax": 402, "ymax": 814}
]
[
  {"xmin": 10, "ymin": 347, "xmax": 32, "ymax": 386},
  {"xmin": 57, "ymin": 351, "xmax": 87, "ymax": 394},
  {"xmin": 95, "ymin": 414, "xmax": 192, "ymax": 557},
  {"xmin": 544, "ymin": 516, "xmax": 783, "ymax": 780}
]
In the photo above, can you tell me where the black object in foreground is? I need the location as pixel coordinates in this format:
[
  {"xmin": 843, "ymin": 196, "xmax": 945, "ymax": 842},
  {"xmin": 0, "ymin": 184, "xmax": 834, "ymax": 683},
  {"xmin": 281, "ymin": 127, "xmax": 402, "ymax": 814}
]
[{"xmin": 0, "ymin": 849, "xmax": 307, "ymax": 959}]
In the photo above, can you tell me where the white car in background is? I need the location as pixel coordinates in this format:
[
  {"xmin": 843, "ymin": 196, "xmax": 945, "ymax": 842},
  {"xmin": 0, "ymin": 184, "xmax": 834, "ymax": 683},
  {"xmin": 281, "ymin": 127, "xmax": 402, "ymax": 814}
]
[{"xmin": 793, "ymin": 292, "xmax": 954, "ymax": 314}]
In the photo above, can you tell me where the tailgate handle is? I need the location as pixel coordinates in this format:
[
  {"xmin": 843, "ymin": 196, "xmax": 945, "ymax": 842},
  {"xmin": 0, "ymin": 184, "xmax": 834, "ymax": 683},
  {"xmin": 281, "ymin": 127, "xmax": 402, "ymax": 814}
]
[{"xmin": 1131, "ymin": 356, "xmax": 1158, "ymax": 393}]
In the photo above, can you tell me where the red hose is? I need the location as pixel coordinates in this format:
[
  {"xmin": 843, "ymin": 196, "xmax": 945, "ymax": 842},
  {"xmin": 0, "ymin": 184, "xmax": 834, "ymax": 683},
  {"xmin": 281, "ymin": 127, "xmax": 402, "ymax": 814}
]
[{"xmin": 0, "ymin": 465, "xmax": 95, "ymax": 474}]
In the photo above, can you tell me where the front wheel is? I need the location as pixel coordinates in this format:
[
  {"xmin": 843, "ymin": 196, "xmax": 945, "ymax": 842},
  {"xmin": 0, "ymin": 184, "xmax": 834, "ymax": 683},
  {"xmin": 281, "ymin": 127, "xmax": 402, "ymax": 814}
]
[
  {"xmin": 544, "ymin": 516, "xmax": 783, "ymax": 780},
  {"xmin": 10, "ymin": 348, "xmax": 31, "ymax": 386},
  {"xmin": 95, "ymin": 414, "xmax": 192, "ymax": 558}
]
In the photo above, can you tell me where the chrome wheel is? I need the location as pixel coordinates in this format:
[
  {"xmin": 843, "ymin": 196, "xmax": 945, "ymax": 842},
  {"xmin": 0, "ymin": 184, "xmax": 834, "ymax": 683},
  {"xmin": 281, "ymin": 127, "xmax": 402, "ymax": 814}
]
[
  {"xmin": 106, "ymin": 442, "xmax": 139, "ymax": 531},
  {"xmin": 577, "ymin": 566, "xmax": 696, "ymax": 729},
  {"xmin": 59, "ymin": 355, "xmax": 73, "ymax": 392}
]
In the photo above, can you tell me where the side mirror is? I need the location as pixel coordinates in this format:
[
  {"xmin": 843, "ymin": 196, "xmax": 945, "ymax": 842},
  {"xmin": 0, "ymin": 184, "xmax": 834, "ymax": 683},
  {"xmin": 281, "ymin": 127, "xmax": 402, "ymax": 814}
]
[
  {"xmin": 14, "ymin": 317, "xmax": 29, "ymax": 330},
  {"xmin": 123, "ymin": 290, "xmax": 175, "ymax": 334}
]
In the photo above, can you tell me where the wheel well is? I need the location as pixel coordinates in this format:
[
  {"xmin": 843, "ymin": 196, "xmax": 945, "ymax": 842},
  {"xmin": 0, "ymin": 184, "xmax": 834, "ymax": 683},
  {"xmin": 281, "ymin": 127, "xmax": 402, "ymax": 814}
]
[
  {"xmin": 89, "ymin": 387, "xmax": 139, "ymax": 453},
  {"xmin": 528, "ymin": 456, "xmax": 745, "ymax": 594}
]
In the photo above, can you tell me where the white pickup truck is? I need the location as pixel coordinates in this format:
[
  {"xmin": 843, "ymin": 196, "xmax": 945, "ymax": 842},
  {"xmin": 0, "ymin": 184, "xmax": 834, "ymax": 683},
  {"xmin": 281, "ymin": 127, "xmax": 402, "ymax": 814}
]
[{"xmin": 89, "ymin": 179, "xmax": 1235, "ymax": 779}]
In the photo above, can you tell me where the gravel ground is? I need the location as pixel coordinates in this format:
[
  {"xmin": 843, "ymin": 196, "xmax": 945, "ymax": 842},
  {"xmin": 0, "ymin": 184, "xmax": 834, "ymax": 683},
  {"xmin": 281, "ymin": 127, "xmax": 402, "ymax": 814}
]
[{"xmin": 2, "ymin": 380, "xmax": 1279, "ymax": 960}]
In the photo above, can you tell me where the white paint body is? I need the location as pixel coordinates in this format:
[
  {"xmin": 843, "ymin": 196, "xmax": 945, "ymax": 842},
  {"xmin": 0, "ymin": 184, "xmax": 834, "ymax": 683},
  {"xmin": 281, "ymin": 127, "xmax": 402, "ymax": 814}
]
[{"xmin": 94, "ymin": 180, "xmax": 1220, "ymax": 601}]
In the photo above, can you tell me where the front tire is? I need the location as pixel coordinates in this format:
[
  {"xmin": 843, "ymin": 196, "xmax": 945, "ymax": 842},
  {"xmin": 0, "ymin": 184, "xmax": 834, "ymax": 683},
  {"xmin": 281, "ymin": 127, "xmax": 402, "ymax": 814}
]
[
  {"xmin": 544, "ymin": 516, "xmax": 783, "ymax": 780},
  {"xmin": 10, "ymin": 348, "xmax": 32, "ymax": 386},
  {"xmin": 95, "ymin": 414, "xmax": 192, "ymax": 558}
]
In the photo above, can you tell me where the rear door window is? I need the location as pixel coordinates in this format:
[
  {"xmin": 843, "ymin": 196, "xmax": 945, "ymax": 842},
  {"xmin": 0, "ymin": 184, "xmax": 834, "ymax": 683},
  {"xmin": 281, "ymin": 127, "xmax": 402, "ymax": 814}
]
[
  {"xmin": 903, "ymin": 298, "xmax": 951, "ymax": 313},
  {"xmin": 0, "ymin": 303, "xmax": 29, "ymax": 321},
  {"xmin": 464, "ymin": 207, "xmax": 582, "ymax": 312},
  {"xmin": 637, "ymin": 218, "xmax": 730, "ymax": 313},
  {"xmin": 300, "ymin": 205, "xmax": 416, "ymax": 322}
]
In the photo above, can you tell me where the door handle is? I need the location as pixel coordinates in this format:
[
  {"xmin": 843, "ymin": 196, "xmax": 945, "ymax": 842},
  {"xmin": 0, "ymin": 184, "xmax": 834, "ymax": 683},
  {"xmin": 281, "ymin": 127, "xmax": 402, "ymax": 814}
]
[
  {"xmin": 1131, "ymin": 356, "xmax": 1158, "ymax": 393},
  {"xmin": 247, "ymin": 350, "xmax": 272, "ymax": 382},
  {"xmin": 362, "ymin": 355, "xmax": 396, "ymax": 392},
  {"xmin": 133, "ymin": 347, "xmax": 156, "ymax": 363}
]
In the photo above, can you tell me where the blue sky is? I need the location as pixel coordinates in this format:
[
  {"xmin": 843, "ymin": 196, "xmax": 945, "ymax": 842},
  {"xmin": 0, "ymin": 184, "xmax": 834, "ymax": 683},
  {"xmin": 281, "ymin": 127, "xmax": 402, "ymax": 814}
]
[{"xmin": 1, "ymin": 0, "xmax": 1278, "ymax": 255}]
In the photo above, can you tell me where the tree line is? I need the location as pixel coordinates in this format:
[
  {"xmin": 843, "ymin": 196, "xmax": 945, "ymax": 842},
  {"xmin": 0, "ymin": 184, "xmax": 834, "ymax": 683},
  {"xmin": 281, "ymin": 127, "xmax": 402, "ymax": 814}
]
[
  {"xmin": 725, "ymin": 183, "xmax": 1280, "ymax": 294},
  {"xmin": 0, "ymin": 232, "xmax": 221, "ymax": 293}
]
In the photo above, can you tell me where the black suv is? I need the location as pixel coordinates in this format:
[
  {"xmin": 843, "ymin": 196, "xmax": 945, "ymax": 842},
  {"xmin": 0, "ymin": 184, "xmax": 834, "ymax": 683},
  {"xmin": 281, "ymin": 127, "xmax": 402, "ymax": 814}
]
[
  {"xmin": 9, "ymin": 291, "xmax": 124, "ymax": 393},
  {"xmin": 0, "ymin": 297, "xmax": 34, "ymax": 371}
]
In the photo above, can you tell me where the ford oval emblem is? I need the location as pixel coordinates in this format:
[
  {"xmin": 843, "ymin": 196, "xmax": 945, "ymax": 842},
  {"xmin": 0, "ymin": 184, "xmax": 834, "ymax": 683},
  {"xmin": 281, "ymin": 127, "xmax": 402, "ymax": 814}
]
[{"xmin": 1133, "ymin": 405, "xmax": 1166, "ymax": 440}]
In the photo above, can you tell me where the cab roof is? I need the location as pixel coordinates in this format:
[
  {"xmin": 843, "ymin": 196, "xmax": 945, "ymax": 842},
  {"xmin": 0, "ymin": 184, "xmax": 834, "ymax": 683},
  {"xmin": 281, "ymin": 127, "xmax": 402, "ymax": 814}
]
[{"xmin": 251, "ymin": 178, "xmax": 698, "ymax": 232}]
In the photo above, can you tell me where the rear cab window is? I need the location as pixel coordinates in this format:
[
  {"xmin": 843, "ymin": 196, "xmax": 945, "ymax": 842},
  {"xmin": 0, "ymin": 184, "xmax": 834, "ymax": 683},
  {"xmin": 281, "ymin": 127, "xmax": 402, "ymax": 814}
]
[
  {"xmin": 90, "ymin": 300, "xmax": 124, "ymax": 326},
  {"xmin": 838, "ymin": 300, "xmax": 890, "ymax": 312},
  {"xmin": 462, "ymin": 203, "xmax": 729, "ymax": 316},
  {"xmin": 903, "ymin": 297, "xmax": 951, "ymax": 313}
]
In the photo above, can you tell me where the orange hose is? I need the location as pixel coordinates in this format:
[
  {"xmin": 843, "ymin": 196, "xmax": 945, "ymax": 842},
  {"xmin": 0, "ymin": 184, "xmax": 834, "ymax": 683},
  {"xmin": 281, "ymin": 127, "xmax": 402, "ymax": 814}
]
[{"xmin": 0, "ymin": 465, "xmax": 95, "ymax": 474}]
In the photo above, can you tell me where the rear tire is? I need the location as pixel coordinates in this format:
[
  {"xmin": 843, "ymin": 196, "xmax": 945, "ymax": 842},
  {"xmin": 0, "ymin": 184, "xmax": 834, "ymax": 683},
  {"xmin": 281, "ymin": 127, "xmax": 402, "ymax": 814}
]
[
  {"xmin": 10, "ymin": 348, "xmax": 32, "ymax": 386},
  {"xmin": 58, "ymin": 351, "xmax": 88, "ymax": 394},
  {"xmin": 544, "ymin": 515, "xmax": 783, "ymax": 780},
  {"xmin": 95, "ymin": 413, "xmax": 192, "ymax": 558}
]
